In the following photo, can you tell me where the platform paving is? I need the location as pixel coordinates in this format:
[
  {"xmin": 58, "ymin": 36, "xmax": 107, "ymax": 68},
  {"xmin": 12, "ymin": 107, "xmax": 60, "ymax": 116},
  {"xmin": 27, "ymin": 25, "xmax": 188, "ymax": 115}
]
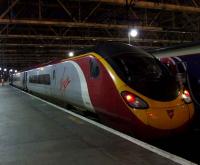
[{"xmin": 0, "ymin": 85, "xmax": 181, "ymax": 165}]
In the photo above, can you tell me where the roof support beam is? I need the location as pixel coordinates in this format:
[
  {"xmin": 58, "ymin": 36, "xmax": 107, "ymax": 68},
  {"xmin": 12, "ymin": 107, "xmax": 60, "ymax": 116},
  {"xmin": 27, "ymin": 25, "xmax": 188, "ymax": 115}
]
[
  {"xmin": 38, "ymin": 0, "xmax": 42, "ymax": 19},
  {"xmin": 0, "ymin": 0, "xmax": 19, "ymax": 19},
  {"xmin": 0, "ymin": 43, "xmax": 94, "ymax": 48},
  {"xmin": 83, "ymin": 2, "xmax": 101, "ymax": 22},
  {"xmin": 0, "ymin": 19, "xmax": 162, "ymax": 31},
  {"xmin": 98, "ymin": 0, "xmax": 200, "ymax": 13},
  {"xmin": 57, "ymin": 0, "xmax": 77, "ymax": 22},
  {"xmin": 0, "ymin": 34, "xmax": 191, "ymax": 44},
  {"xmin": 0, "ymin": 54, "xmax": 63, "ymax": 57}
]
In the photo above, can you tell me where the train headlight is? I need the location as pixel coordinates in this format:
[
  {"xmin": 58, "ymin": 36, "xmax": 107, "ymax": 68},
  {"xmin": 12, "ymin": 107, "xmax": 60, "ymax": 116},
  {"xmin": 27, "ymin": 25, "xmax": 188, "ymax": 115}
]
[
  {"xmin": 121, "ymin": 91, "xmax": 148, "ymax": 109},
  {"xmin": 182, "ymin": 89, "xmax": 192, "ymax": 104}
]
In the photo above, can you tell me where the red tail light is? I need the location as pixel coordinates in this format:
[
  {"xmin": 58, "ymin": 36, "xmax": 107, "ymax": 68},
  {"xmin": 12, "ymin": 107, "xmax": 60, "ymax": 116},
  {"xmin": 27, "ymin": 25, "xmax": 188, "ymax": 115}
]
[
  {"xmin": 121, "ymin": 91, "xmax": 148, "ymax": 109},
  {"xmin": 184, "ymin": 90, "xmax": 190, "ymax": 97},
  {"xmin": 125, "ymin": 94, "xmax": 135, "ymax": 103},
  {"xmin": 182, "ymin": 89, "xmax": 192, "ymax": 104}
]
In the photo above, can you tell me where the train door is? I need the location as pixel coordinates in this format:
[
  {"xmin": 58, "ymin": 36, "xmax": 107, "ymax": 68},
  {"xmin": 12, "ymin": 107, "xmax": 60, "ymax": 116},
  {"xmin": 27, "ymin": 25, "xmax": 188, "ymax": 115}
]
[
  {"xmin": 52, "ymin": 63, "xmax": 70, "ymax": 100},
  {"xmin": 51, "ymin": 63, "xmax": 65, "ymax": 100},
  {"xmin": 51, "ymin": 65, "xmax": 57, "ymax": 97},
  {"xmin": 54, "ymin": 62, "xmax": 73, "ymax": 100},
  {"xmin": 23, "ymin": 72, "xmax": 28, "ymax": 90}
]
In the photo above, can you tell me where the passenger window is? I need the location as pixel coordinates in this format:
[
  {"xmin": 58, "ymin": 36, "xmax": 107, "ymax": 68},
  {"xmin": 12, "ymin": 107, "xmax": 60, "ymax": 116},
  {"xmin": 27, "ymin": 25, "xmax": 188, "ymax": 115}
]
[
  {"xmin": 29, "ymin": 74, "xmax": 50, "ymax": 85},
  {"xmin": 89, "ymin": 58, "xmax": 100, "ymax": 78}
]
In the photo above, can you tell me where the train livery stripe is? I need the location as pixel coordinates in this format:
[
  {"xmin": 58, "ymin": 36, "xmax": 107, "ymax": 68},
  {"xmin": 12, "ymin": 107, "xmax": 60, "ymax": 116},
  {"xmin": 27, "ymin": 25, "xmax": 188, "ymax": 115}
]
[
  {"xmin": 67, "ymin": 61, "xmax": 95, "ymax": 112},
  {"xmin": 13, "ymin": 86, "xmax": 197, "ymax": 165}
]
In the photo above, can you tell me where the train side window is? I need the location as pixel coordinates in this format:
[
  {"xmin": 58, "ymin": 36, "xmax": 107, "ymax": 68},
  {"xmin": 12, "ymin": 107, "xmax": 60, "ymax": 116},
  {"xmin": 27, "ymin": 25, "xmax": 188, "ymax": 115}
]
[
  {"xmin": 29, "ymin": 74, "xmax": 50, "ymax": 85},
  {"xmin": 89, "ymin": 58, "xmax": 100, "ymax": 78}
]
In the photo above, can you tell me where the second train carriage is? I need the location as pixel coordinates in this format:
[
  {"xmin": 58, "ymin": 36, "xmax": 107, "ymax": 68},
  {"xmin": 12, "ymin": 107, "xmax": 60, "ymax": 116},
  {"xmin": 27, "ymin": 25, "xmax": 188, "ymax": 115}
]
[{"xmin": 12, "ymin": 43, "xmax": 195, "ymax": 139}]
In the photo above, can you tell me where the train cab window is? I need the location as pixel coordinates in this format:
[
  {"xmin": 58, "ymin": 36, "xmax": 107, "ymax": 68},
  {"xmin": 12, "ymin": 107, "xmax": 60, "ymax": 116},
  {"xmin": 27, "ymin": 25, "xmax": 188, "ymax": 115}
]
[
  {"xmin": 89, "ymin": 58, "xmax": 100, "ymax": 78},
  {"xmin": 112, "ymin": 53, "xmax": 163, "ymax": 83},
  {"xmin": 109, "ymin": 51, "xmax": 178, "ymax": 101}
]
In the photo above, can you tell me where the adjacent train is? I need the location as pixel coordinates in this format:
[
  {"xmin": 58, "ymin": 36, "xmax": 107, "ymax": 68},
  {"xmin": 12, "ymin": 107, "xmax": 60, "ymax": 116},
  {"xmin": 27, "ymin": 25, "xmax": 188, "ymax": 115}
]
[
  {"xmin": 11, "ymin": 42, "xmax": 195, "ymax": 139},
  {"xmin": 152, "ymin": 42, "xmax": 200, "ymax": 107}
]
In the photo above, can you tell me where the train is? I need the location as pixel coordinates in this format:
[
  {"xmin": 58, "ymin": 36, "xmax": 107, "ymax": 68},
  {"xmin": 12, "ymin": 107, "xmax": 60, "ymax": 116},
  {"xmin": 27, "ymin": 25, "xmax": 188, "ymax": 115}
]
[
  {"xmin": 151, "ymin": 42, "xmax": 200, "ymax": 107},
  {"xmin": 11, "ymin": 42, "xmax": 195, "ymax": 139}
]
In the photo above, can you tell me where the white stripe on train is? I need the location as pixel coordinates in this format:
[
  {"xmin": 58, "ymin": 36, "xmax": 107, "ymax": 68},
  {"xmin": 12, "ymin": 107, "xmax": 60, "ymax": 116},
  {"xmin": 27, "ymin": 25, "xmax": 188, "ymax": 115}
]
[{"xmin": 66, "ymin": 61, "xmax": 94, "ymax": 112}]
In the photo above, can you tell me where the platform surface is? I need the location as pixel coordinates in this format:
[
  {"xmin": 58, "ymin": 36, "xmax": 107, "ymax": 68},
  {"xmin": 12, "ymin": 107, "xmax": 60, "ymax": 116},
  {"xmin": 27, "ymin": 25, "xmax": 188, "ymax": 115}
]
[{"xmin": 0, "ymin": 85, "xmax": 181, "ymax": 165}]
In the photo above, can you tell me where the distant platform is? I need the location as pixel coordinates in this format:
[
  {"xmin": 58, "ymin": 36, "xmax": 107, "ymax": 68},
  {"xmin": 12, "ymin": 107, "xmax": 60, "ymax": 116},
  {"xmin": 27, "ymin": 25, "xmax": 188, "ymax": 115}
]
[{"xmin": 0, "ymin": 85, "xmax": 195, "ymax": 165}]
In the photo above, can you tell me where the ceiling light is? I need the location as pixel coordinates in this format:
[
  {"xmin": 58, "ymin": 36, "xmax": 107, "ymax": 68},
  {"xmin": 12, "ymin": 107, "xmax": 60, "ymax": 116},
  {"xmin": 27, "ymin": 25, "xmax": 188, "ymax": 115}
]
[{"xmin": 68, "ymin": 51, "xmax": 74, "ymax": 57}]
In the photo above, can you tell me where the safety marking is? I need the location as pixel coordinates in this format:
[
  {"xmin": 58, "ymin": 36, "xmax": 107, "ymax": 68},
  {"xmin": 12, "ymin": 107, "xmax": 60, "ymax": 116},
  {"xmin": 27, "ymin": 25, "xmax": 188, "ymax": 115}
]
[
  {"xmin": 13, "ymin": 86, "xmax": 197, "ymax": 165},
  {"xmin": 67, "ymin": 116, "xmax": 85, "ymax": 125}
]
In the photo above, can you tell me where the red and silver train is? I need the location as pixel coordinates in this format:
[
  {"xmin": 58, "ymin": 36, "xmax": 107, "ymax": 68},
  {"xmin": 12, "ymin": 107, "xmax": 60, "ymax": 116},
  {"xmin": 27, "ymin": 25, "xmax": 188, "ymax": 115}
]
[{"xmin": 11, "ymin": 43, "xmax": 195, "ymax": 139}]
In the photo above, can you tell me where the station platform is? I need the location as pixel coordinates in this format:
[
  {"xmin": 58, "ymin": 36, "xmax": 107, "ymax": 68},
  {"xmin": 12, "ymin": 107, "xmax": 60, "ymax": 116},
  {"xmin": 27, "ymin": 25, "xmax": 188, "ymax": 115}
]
[{"xmin": 0, "ymin": 85, "xmax": 194, "ymax": 165}]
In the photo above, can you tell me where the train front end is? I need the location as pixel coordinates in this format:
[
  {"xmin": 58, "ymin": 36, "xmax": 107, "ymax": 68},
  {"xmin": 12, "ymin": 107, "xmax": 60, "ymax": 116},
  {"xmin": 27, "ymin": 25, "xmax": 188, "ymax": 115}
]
[
  {"xmin": 99, "ymin": 43, "xmax": 195, "ymax": 138},
  {"xmin": 119, "ymin": 86, "xmax": 194, "ymax": 138}
]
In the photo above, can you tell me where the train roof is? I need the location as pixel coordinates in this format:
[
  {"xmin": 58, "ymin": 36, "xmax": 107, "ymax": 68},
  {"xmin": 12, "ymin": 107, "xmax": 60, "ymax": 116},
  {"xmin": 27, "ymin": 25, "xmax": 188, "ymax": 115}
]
[
  {"xmin": 153, "ymin": 41, "xmax": 200, "ymax": 52},
  {"xmin": 76, "ymin": 42, "xmax": 149, "ymax": 58},
  {"xmin": 19, "ymin": 42, "xmax": 150, "ymax": 72},
  {"xmin": 149, "ymin": 41, "xmax": 200, "ymax": 57}
]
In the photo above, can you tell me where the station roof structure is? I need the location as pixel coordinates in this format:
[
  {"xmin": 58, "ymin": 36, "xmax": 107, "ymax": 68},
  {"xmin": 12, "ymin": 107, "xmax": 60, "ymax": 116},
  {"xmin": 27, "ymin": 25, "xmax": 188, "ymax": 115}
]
[{"xmin": 0, "ymin": 0, "xmax": 200, "ymax": 70}]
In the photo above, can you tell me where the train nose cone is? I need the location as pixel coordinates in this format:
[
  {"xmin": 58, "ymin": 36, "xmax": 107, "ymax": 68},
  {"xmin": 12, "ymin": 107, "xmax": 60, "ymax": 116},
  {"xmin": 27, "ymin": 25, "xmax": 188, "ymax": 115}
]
[{"xmin": 147, "ymin": 104, "xmax": 190, "ymax": 130}]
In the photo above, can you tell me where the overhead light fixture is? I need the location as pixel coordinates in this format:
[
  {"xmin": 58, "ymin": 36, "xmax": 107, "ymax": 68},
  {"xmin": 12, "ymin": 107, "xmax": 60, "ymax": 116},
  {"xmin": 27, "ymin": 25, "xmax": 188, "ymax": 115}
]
[
  {"xmin": 4, "ymin": 68, "xmax": 7, "ymax": 72},
  {"xmin": 15, "ymin": 70, "xmax": 17, "ymax": 73},
  {"xmin": 9, "ymin": 69, "xmax": 13, "ymax": 72},
  {"xmin": 68, "ymin": 51, "xmax": 74, "ymax": 57},
  {"xmin": 129, "ymin": 29, "xmax": 138, "ymax": 37},
  {"xmin": 128, "ymin": 28, "xmax": 138, "ymax": 44}
]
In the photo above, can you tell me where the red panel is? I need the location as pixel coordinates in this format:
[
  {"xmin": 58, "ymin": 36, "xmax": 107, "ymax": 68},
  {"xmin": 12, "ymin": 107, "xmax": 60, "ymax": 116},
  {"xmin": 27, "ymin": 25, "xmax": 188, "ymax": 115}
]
[
  {"xmin": 73, "ymin": 56, "xmax": 149, "ymax": 136},
  {"xmin": 72, "ymin": 56, "xmax": 189, "ymax": 139},
  {"xmin": 75, "ymin": 56, "xmax": 115, "ymax": 110}
]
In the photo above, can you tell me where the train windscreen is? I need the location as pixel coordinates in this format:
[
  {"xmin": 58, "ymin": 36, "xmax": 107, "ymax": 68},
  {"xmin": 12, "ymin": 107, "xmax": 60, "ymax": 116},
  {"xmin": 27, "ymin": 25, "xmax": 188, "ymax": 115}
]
[{"xmin": 110, "ymin": 51, "xmax": 179, "ymax": 101}]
